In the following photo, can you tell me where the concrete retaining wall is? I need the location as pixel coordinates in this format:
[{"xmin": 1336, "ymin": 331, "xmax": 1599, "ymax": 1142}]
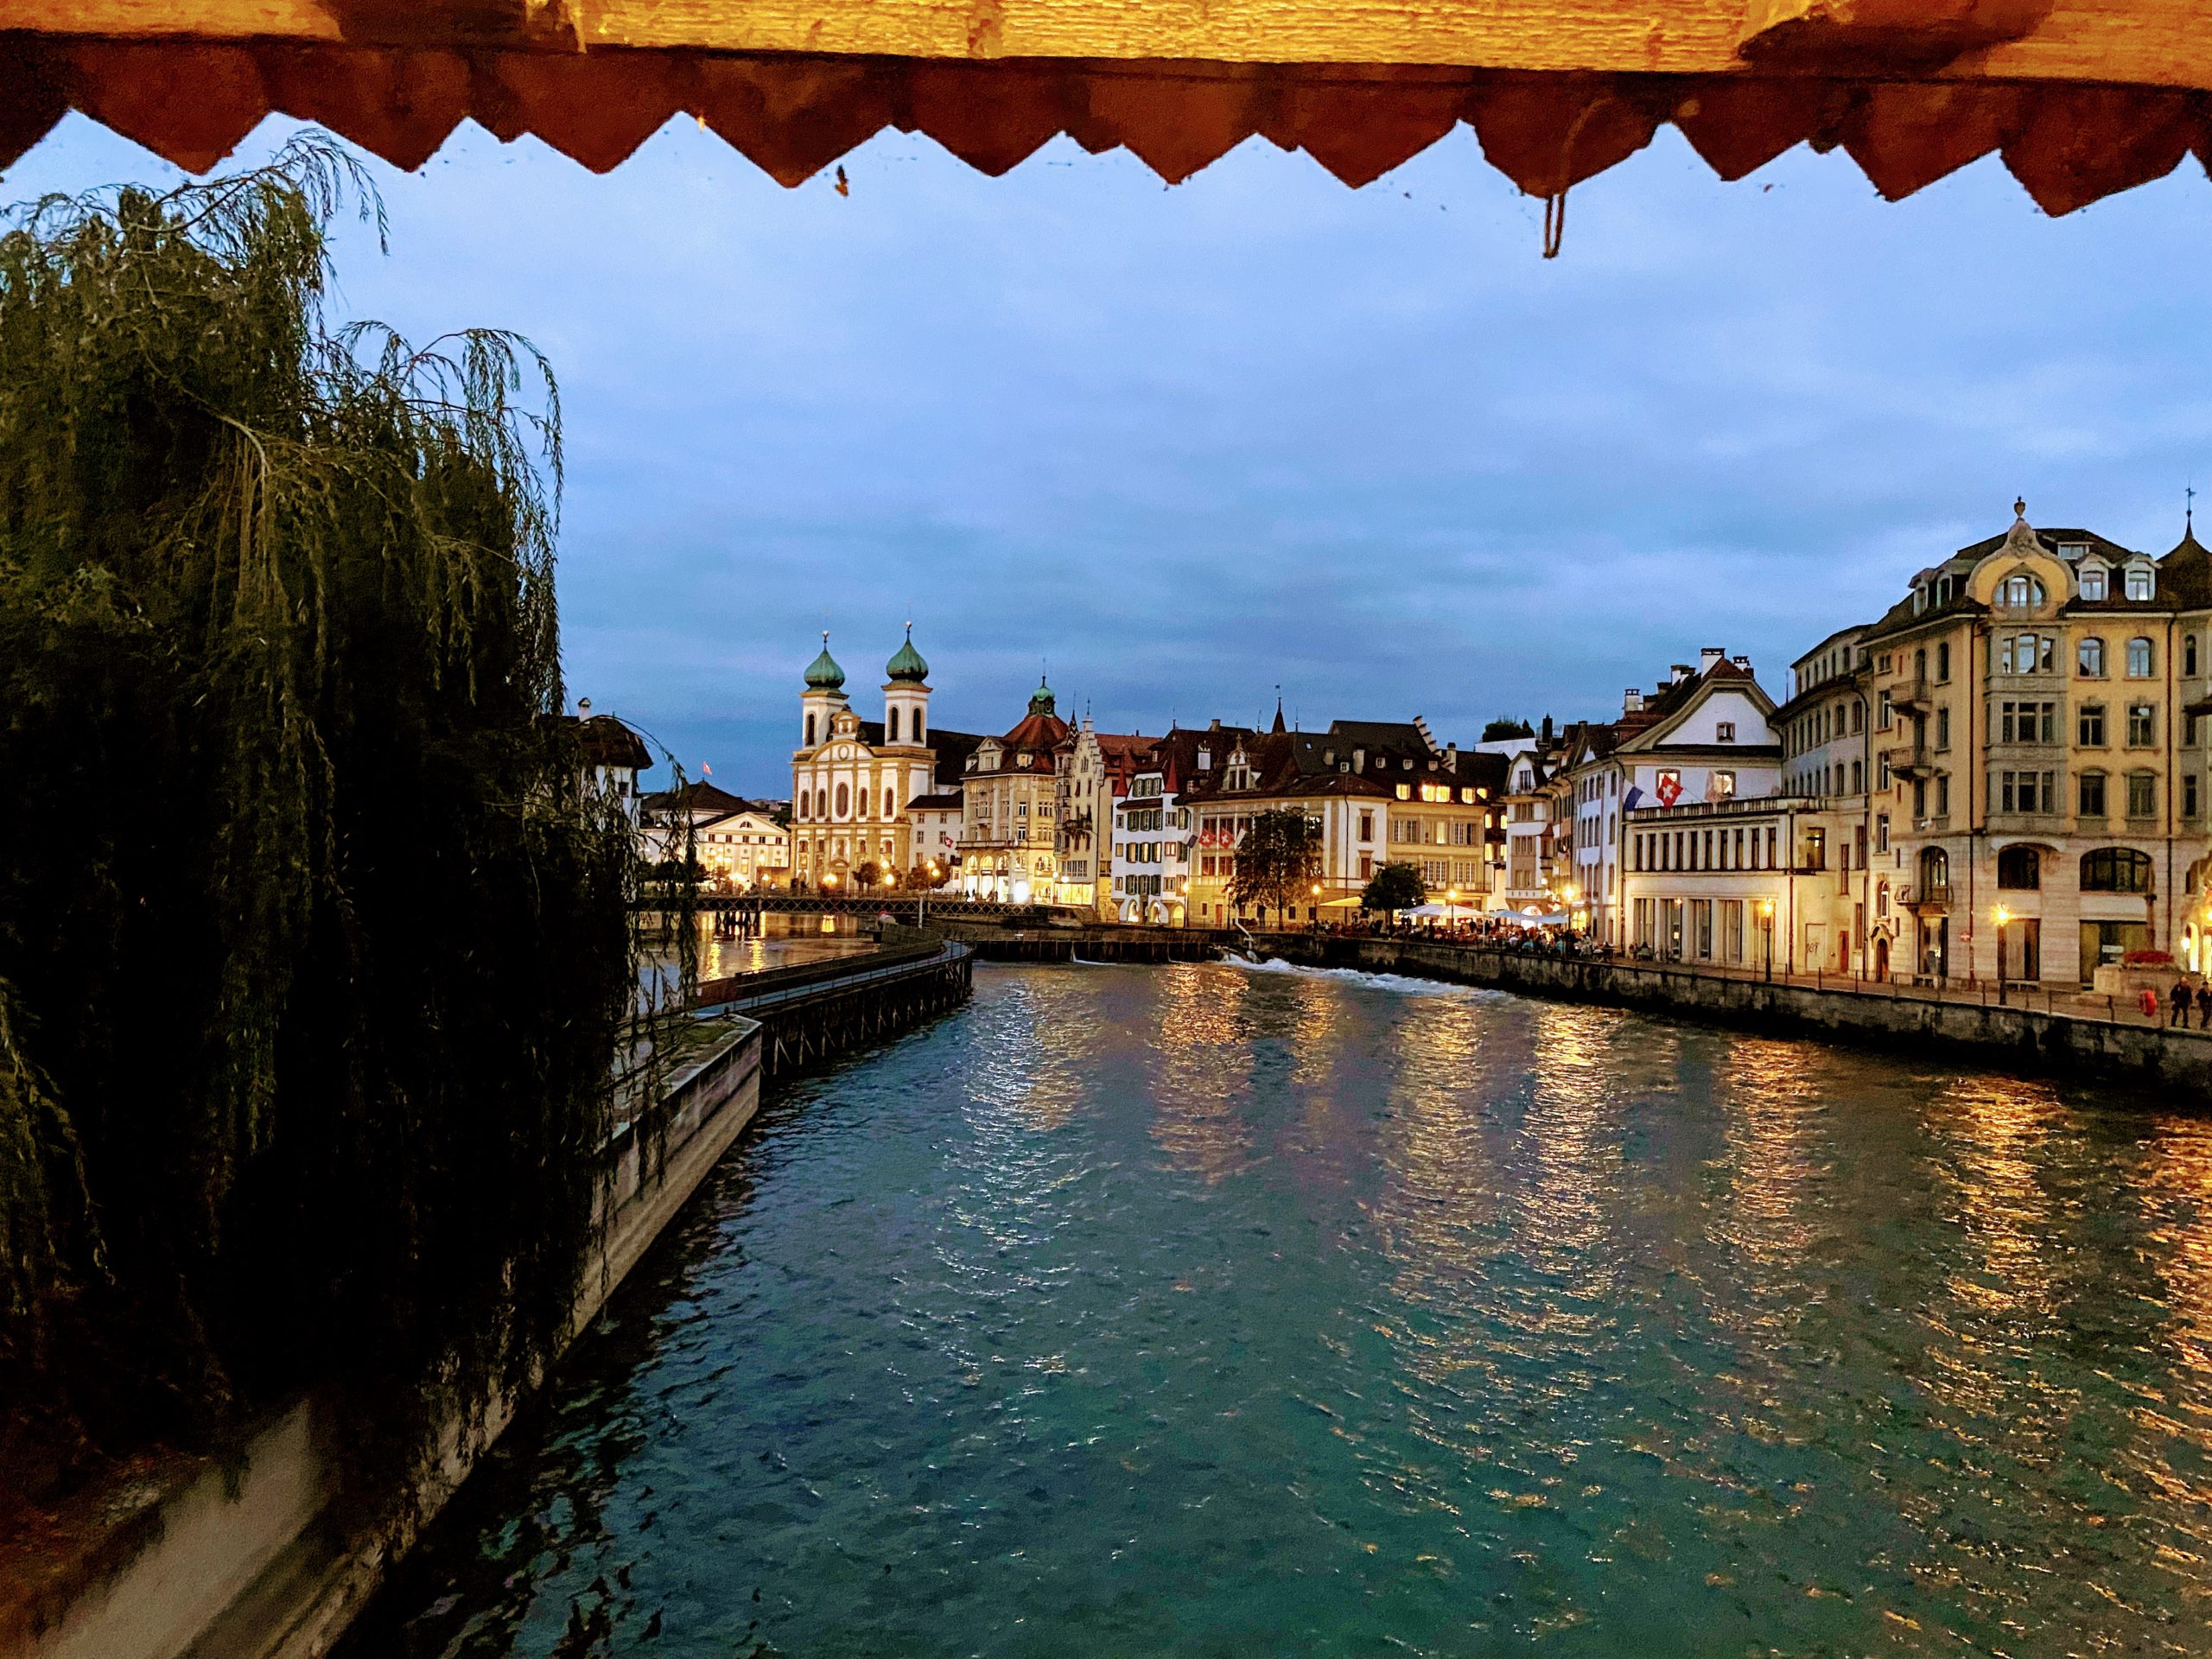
[
  {"xmin": 19, "ymin": 1017, "xmax": 765, "ymax": 1659},
  {"xmin": 1258, "ymin": 934, "xmax": 2212, "ymax": 1099}
]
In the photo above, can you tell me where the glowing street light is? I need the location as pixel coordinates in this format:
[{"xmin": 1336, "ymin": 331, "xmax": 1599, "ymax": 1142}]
[
  {"xmin": 1993, "ymin": 904, "xmax": 2012, "ymax": 1003},
  {"xmin": 1758, "ymin": 897, "xmax": 1776, "ymax": 982}
]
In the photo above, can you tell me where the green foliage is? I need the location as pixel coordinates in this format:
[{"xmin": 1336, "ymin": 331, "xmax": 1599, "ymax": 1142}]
[
  {"xmin": 1361, "ymin": 861, "xmax": 1427, "ymax": 912},
  {"xmin": 854, "ymin": 861, "xmax": 884, "ymax": 890},
  {"xmin": 0, "ymin": 139, "xmax": 637, "ymax": 1505},
  {"xmin": 1228, "ymin": 809, "xmax": 1322, "ymax": 918}
]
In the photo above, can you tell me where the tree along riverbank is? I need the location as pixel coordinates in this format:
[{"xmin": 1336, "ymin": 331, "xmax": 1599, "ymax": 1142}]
[{"xmin": 1251, "ymin": 933, "xmax": 2212, "ymax": 1099}]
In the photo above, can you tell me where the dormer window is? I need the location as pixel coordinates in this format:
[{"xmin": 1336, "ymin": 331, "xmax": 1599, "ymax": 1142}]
[
  {"xmin": 2126, "ymin": 565, "xmax": 2155, "ymax": 601},
  {"xmin": 1912, "ymin": 586, "xmax": 1929, "ymax": 614},
  {"xmin": 1998, "ymin": 574, "xmax": 2045, "ymax": 609},
  {"xmin": 2059, "ymin": 542, "xmax": 2089, "ymax": 561},
  {"xmin": 2080, "ymin": 565, "xmax": 2107, "ymax": 601}
]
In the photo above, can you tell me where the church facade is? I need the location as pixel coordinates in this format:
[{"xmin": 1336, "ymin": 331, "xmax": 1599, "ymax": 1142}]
[{"xmin": 787, "ymin": 629, "xmax": 945, "ymax": 890}]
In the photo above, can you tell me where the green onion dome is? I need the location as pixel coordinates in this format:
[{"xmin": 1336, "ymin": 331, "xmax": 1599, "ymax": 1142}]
[
  {"xmin": 886, "ymin": 626, "xmax": 929, "ymax": 684},
  {"xmin": 804, "ymin": 632, "xmax": 845, "ymax": 690}
]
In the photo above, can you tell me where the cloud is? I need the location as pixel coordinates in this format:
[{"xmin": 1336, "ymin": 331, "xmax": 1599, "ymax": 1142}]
[{"xmin": 9, "ymin": 111, "xmax": 2210, "ymax": 792}]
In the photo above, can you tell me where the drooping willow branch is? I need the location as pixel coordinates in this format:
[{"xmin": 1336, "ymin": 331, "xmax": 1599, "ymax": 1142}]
[{"xmin": 0, "ymin": 134, "xmax": 640, "ymax": 1510}]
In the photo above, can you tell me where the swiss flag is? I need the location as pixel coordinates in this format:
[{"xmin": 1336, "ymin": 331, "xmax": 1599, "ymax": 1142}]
[{"xmin": 1654, "ymin": 773, "xmax": 1682, "ymax": 807}]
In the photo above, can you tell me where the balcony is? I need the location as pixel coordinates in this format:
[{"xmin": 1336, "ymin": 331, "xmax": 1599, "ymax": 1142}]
[
  {"xmin": 1891, "ymin": 677, "xmax": 1935, "ymax": 713},
  {"xmin": 1899, "ymin": 883, "xmax": 1952, "ymax": 912},
  {"xmin": 1879, "ymin": 742, "xmax": 1936, "ymax": 779}
]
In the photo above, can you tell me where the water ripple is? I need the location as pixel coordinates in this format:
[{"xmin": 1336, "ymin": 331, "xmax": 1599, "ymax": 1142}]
[{"xmin": 346, "ymin": 963, "xmax": 2212, "ymax": 1659}]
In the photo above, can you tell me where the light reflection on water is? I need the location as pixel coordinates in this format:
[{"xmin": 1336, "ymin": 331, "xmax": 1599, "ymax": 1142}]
[{"xmin": 346, "ymin": 961, "xmax": 2212, "ymax": 1658}]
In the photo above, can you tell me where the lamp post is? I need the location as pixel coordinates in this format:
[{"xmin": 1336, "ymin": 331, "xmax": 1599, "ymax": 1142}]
[
  {"xmin": 1758, "ymin": 898, "xmax": 1775, "ymax": 982},
  {"xmin": 1993, "ymin": 904, "xmax": 2012, "ymax": 1004}
]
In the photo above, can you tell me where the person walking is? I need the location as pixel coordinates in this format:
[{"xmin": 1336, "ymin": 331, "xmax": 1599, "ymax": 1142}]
[{"xmin": 2171, "ymin": 977, "xmax": 2194, "ymax": 1030}]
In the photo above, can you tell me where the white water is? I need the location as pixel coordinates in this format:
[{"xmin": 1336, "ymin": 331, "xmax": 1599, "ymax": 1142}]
[{"xmin": 1226, "ymin": 955, "xmax": 1506, "ymax": 1001}]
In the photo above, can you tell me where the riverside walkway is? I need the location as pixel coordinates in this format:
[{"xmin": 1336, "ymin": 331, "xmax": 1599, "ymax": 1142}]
[{"xmin": 1255, "ymin": 931, "xmax": 2212, "ymax": 1099}]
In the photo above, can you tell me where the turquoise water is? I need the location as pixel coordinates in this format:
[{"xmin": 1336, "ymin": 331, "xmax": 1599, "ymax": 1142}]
[{"xmin": 350, "ymin": 960, "xmax": 2212, "ymax": 1656}]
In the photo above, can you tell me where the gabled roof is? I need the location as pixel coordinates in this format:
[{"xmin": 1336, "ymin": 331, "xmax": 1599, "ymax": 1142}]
[
  {"xmin": 1615, "ymin": 658, "xmax": 1774, "ymax": 753},
  {"xmin": 640, "ymin": 779, "xmax": 752, "ymax": 818},
  {"xmin": 571, "ymin": 713, "xmax": 652, "ymax": 772},
  {"xmin": 907, "ymin": 791, "xmax": 966, "ymax": 811}
]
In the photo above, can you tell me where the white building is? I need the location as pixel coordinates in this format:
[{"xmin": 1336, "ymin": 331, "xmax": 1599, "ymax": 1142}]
[{"xmin": 1559, "ymin": 649, "xmax": 1782, "ymax": 944}]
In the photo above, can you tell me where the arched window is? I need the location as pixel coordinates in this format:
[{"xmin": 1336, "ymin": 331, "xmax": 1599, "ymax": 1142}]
[
  {"xmin": 2081, "ymin": 847, "xmax": 2153, "ymax": 893},
  {"xmin": 2078, "ymin": 636, "xmax": 2106, "ymax": 677},
  {"xmin": 796, "ymin": 792, "xmax": 810, "ymax": 822},
  {"xmin": 2189, "ymin": 633, "xmax": 2201, "ymax": 678},
  {"xmin": 887, "ymin": 707, "xmax": 900, "ymax": 742},
  {"xmin": 804, "ymin": 713, "xmax": 817, "ymax": 747},
  {"xmin": 1914, "ymin": 646, "xmax": 1928, "ymax": 681},
  {"xmin": 1999, "ymin": 574, "xmax": 2044, "ymax": 608},
  {"xmin": 1997, "ymin": 845, "xmax": 2041, "ymax": 889},
  {"xmin": 2127, "ymin": 636, "xmax": 2155, "ymax": 677},
  {"xmin": 1918, "ymin": 847, "xmax": 1950, "ymax": 893},
  {"xmin": 885, "ymin": 785, "xmax": 896, "ymax": 818},
  {"xmin": 914, "ymin": 714, "xmax": 925, "ymax": 743},
  {"xmin": 834, "ymin": 782, "xmax": 849, "ymax": 818}
]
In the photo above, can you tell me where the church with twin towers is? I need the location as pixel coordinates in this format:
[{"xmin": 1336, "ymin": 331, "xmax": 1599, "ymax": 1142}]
[{"xmin": 787, "ymin": 628, "xmax": 982, "ymax": 889}]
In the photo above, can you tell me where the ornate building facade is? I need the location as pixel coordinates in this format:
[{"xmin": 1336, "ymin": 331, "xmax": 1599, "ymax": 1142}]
[
  {"xmin": 1862, "ymin": 505, "xmax": 2212, "ymax": 985},
  {"xmin": 957, "ymin": 678, "xmax": 1071, "ymax": 903},
  {"xmin": 788, "ymin": 629, "xmax": 975, "ymax": 889}
]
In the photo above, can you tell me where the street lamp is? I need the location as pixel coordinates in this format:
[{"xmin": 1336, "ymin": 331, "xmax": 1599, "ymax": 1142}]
[
  {"xmin": 1993, "ymin": 904, "xmax": 2012, "ymax": 1004},
  {"xmin": 1758, "ymin": 897, "xmax": 1776, "ymax": 982}
]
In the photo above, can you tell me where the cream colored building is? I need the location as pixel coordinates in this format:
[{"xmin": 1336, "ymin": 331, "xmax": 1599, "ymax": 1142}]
[
  {"xmin": 788, "ymin": 629, "xmax": 939, "ymax": 891},
  {"xmin": 696, "ymin": 806, "xmax": 791, "ymax": 888},
  {"xmin": 957, "ymin": 678, "xmax": 1071, "ymax": 903},
  {"xmin": 1860, "ymin": 505, "xmax": 2212, "ymax": 985}
]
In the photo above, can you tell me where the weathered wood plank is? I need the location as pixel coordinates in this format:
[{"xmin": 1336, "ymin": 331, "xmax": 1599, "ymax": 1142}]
[{"xmin": 4, "ymin": 0, "xmax": 2212, "ymax": 93}]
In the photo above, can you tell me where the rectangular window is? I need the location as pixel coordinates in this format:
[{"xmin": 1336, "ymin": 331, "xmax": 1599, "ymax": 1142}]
[
  {"xmin": 2080, "ymin": 703, "xmax": 2107, "ymax": 747},
  {"xmin": 1716, "ymin": 721, "xmax": 1737, "ymax": 742},
  {"xmin": 2188, "ymin": 774, "xmax": 2202, "ymax": 819},
  {"xmin": 1713, "ymin": 769, "xmax": 1736, "ymax": 798},
  {"xmin": 1936, "ymin": 773, "xmax": 1950, "ymax": 816},
  {"xmin": 1879, "ymin": 690, "xmax": 1893, "ymax": 728},
  {"xmin": 2079, "ymin": 771, "xmax": 2107, "ymax": 817},
  {"xmin": 1936, "ymin": 707, "xmax": 1951, "ymax": 749},
  {"xmin": 2129, "ymin": 703, "xmax": 2158, "ymax": 747},
  {"xmin": 2128, "ymin": 772, "xmax": 2158, "ymax": 818},
  {"xmin": 1937, "ymin": 642, "xmax": 1951, "ymax": 681}
]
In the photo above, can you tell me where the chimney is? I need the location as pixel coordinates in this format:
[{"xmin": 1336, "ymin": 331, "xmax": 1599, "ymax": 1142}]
[
  {"xmin": 1670, "ymin": 664, "xmax": 1692, "ymax": 684},
  {"xmin": 1209, "ymin": 717, "xmax": 1221, "ymax": 731},
  {"xmin": 576, "ymin": 697, "xmax": 592, "ymax": 716},
  {"xmin": 1353, "ymin": 747, "xmax": 1366, "ymax": 772},
  {"xmin": 1700, "ymin": 646, "xmax": 1725, "ymax": 673},
  {"xmin": 1541, "ymin": 715, "xmax": 1554, "ymax": 742},
  {"xmin": 1732, "ymin": 654, "xmax": 1752, "ymax": 672},
  {"xmin": 1624, "ymin": 689, "xmax": 1645, "ymax": 715}
]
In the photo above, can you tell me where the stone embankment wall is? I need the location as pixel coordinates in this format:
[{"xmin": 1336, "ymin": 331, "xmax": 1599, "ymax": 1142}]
[
  {"xmin": 1258, "ymin": 933, "xmax": 2212, "ymax": 1099},
  {"xmin": 21, "ymin": 1019, "xmax": 766, "ymax": 1659}
]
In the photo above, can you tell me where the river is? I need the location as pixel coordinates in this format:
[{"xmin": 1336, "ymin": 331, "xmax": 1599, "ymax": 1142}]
[{"xmin": 346, "ymin": 958, "xmax": 2212, "ymax": 1656}]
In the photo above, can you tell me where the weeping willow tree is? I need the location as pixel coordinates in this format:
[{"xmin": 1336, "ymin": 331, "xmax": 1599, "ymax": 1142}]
[{"xmin": 0, "ymin": 138, "xmax": 641, "ymax": 1507}]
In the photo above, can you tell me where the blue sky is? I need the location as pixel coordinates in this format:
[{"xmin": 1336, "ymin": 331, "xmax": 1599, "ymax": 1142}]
[{"xmin": 9, "ymin": 112, "xmax": 2210, "ymax": 795}]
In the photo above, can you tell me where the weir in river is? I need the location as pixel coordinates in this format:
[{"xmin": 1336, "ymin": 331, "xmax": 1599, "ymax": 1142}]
[{"xmin": 346, "ymin": 958, "xmax": 2212, "ymax": 1658}]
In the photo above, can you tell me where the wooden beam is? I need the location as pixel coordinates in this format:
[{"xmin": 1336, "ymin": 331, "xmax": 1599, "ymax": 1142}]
[{"xmin": 4, "ymin": 0, "xmax": 2212, "ymax": 92}]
